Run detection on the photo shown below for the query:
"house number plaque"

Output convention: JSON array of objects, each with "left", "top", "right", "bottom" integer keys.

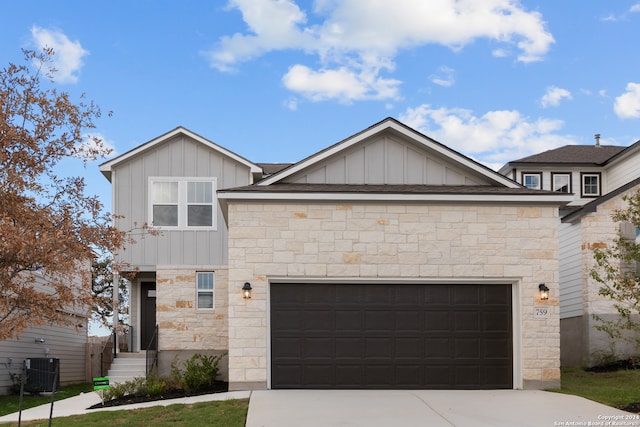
[{"left": 534, "top": 306, "right": 550, "bottom": 318}]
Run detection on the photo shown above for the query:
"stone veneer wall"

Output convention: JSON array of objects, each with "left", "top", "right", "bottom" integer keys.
[
  {"left": 155, "top": 266, "right": 229, "bottom": 379},
  {"left": 579, "top": 186, "right": 640, "bottom": 365},
  {"left": 226, "top": 202, "right": 561, "bottom": 390}
]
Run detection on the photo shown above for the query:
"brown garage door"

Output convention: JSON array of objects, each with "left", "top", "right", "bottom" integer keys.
[{"left": 270, "top": 283, "right": 512, "bottom": 389}]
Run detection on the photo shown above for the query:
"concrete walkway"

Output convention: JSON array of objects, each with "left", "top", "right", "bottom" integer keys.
[
  {"left": 245, "top": 389, "right": 638, "bottom": 427},
  {"left": 1, "top": 389, "right": 636, "bottom": 426},
  {"left": 0, "top": 390, "right": 251, "bottom": 424}
]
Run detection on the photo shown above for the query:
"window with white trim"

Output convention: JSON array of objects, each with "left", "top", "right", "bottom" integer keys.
[
  {"left": 551, "top": 173, "right": 571, "bottom": 193},
  {"left": 581, "top": 173, "right": 601, "bottom": 197},
  {"left": 149, "top": 178, "right": 216, "bottom": 229},
  {"left": 522, "top": 172, "right": 542, "bottom": 190},
  {"left": 196, "top": 272, "right": 214, "bottom": 309}
]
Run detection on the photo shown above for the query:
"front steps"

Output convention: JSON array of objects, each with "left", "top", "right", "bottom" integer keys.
[{"left": 107, "top": 351, "right": 147, "bottom": 385}]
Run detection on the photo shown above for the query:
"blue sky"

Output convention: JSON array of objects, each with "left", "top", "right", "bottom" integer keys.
[{"left": 3, "top": 1, "right": 640, "bottom": 214}]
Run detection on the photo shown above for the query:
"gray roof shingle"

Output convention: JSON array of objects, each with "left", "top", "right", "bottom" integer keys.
[{"left": 509, "top": 145, "right": 626, "bottom": 165}]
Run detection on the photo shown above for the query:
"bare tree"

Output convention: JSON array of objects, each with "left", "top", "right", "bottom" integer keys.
[{"left": 0, "top": 48, "right": 127, "bottom": 340}]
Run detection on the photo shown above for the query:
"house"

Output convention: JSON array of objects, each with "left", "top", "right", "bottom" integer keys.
[
  {"left": 499, "top": 137, "right": 640, "bottom": 366},
  {"left": 0, "top": 270, "right": 90, "bottom": 394},
  {"left": 100, "top": 117, "right": 572, "bottom": 390}
]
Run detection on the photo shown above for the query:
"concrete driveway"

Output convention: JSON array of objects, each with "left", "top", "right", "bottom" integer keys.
[{"left": 245, "top": 389, "right": 637, "bottom": 427}]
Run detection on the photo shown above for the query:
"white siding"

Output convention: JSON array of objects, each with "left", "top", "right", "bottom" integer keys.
[
  {"left": 559, "top": 222, "right": 583, "bottom": 318},
  {"left": 606, "top": 151, "right": 640, "bottom": 192}
]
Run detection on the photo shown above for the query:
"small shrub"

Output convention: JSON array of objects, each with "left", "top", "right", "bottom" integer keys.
[
  {"left": 8, "top": 372, "right": 41, "bottom": 396},
  {"left": 103, "top": 382, "right": 128, "bottom": 401},
  {"left": 103, "top": 377, "right": 145, "bottom": 401},
  {"left": 145, "top": 372, "right": 168, "bottom": 397},
  {"left": 182, "top": 353, "right": 225, "bottom": 393},
  {"left": 168, "top": 356, "right": 184, "bottom": 390}
]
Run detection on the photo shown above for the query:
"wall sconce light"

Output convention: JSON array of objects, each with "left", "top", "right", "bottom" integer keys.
[
  {"left": 242, "top": 282, "right": 252, "bottom": 299},
  {"left": 35, "top": 338, "right": 45, "bottom": 344},
  {"left": 538, "top": 283, "right": 549, "bottom": 301}
]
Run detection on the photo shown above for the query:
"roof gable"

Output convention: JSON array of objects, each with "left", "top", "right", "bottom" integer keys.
[
  {"left": 99, "top": 126, "right": 261, "bottom": 181},
  {"left": 258, "top": 118, "right": 519, "bottom": 188}
]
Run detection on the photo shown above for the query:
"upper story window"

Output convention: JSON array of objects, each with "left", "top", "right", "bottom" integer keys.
[
  {"left": 551, "top": 173, "right": 571, "bottom": 193},
  {"left": 581, "top": 173, "right": 601, "bottom": 197},
  {"left": 196, "top": 272, "right": 214, "bottom": 309},
  {"left": 149, "top": 177, "right": 216, "bottom": 229},
  {"left": 522, "top": 172, "right": 542, "bottom": 190}
]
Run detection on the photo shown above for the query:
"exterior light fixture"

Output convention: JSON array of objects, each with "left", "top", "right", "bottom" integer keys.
[
  {"left": 35, "top": 338, "right": 45, "bottom": 344},
  {"left": 538, "top": 283, "right": 549, "bottom": 301},
  {"left": 242, "top": 282, "right": 252, "bottom": 299}
]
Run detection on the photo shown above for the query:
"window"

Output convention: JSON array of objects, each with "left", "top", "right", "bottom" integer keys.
[
  {"left": 551, "top": 173, "right": 571, "bottom": 193},
  {"left": 187, "top": 182, "right": 213, "bottom": 226},
  {"left": 196, "top": 272, "right": 214, "bottom": 309},
  {"left": 151, "top": 181, "right": 178, "bottom": 226},
  {"left": 581, "top": 173, "right": 601, "bottom": 197},
  {"left": 522, "top": 172, "right": 542, "bottom": 190},
  {"left": 149, "top": 178, "right": 216, "bottom": 229}
]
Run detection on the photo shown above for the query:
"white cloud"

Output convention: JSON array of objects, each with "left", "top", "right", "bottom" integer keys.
[
  {"left": 30, "top": 26, "right": 89, "bottom": 84},
  {"left": 614, "top": 82, "right": 640, "bottom": 119},
  {"left": 399, "top": 104, "right": 576, "bottom": 169},
  {"left": 492, "top": 48, "right": 509, "bottom": 58},
  {"left": 283, "top": 97, "right": 299, "bottom": 111},
  {"left": 282, "top": 63, "right": 401, "bottom": 103},
  {"left": 540, "top": 86, "right": 572, "bottom": 108},
  {"left": 631, "top": 3, "right": 640, "bottom": 13},
  {"left": 75, "top": 133, "right": 117, "bottom": 161},
  {"left": 430, "top": 66, "right": 455, "bottom": 87},
  {"left": 205, "top": 0, "right": 554, "bottom": 102}
]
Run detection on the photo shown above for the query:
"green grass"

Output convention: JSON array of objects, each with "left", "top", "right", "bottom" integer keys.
[
  {"left": 0, "top": 398, "right": 249, "bottom": 427},
  {"left": 2, "top": 368, "right": 638, "bottom": 426},
  {"left": 0, "top": 383, "right": 93, "bottom": 417},
  {"left": 549, "top": 367, "right": 640, "bottom": 408}
]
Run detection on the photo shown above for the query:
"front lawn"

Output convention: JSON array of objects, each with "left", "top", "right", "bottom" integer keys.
[
  {"left": 0, "top": 398, "right": 249, "bottom": 427},
  {"left": 550, "top": 367, "right": 640, "bottom": 411}
]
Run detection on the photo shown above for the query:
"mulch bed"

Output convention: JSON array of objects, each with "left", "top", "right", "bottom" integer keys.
[{"left": 87, "top": 381, "right": 229, "bottom": 409}]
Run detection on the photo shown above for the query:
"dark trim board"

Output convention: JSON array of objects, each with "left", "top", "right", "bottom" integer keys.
[{"left": 270, "top": 282, "right": 513, "bottom": 389}]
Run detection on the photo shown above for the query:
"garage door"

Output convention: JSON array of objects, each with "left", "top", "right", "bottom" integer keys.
[{"left": 270, "top": 283, "right": 512, "bottom": 389}]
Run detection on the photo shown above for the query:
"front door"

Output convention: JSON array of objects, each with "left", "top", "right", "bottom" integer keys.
[{"left": 140, "top": 281, "right": 157, "bottom": 350}]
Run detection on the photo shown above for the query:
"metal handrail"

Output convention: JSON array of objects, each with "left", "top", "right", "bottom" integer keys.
[
  {"left": 99, "top": 331, "right": 115, "bottom": 377},
  {"left": 145, "top": 324, "right": 158, "bottom": 375}
]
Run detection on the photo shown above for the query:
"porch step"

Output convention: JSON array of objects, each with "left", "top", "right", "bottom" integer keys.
[{"left": 107, "top": 351, "right": 148, "bottom": 385}]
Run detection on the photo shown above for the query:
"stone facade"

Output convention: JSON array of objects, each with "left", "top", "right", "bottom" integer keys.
[
  {"left": 576, "top": 186, "right": 640, "bottom": 365},
  {"left": 227, "top": 201, "right": 561, "bottom": 390},
  {"left": 155, "top": 266, "right": 229, "bottom": 379}
]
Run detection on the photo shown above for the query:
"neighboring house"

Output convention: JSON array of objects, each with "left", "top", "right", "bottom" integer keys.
[
  {"left": 100, "top": 118, "right": 572, "bottom": 390},
  {"left": 499, "top": 138, "right": 640, "bottom": 366},
  {"left": 0, "top": 271, "right": 90, "bottom": 395}
]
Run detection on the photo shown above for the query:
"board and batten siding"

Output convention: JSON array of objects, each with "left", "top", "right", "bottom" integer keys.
[
  {"left": 112, "top": 134, "right": 252, "bottom": 268},
  {"left": 559, "top": 221, "right": 584, "bottom": 318},
  {"left": 285, "top": 133, "right": 487, "bottom": 185}
]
